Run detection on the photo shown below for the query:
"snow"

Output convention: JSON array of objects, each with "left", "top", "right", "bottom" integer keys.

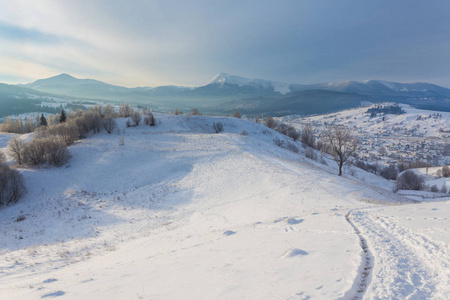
[{"left": 0, "top": 114, "right": 449, "bottom": 299}]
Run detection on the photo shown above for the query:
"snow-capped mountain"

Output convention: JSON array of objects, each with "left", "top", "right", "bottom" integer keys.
[{"left": 204, "top": 73, "right": 291, "bottom": 94}]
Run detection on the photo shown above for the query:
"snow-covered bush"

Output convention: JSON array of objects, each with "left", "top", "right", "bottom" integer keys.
[{"left": 395, "top": 170, "right": 425, "bottom": 192}]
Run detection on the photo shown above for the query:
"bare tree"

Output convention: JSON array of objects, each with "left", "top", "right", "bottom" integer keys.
[
  {"left": 324, "top": 125, "right": 358, "bottom": 176},
  {"left": 8, "top": 137, "right": 25, "bottom": 165}
]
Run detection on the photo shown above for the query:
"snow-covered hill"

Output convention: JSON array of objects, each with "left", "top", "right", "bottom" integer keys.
[{"left": 0, "top": 115, "right": 449, "bottom": 299}]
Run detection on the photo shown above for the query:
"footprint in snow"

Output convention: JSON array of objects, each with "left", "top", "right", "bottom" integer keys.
[
  {"left": 223, "top": 230, "right": 236, "bottom": 236},
  {"left": 283, "top": 248, "right": 308, "bottom": 258},
  {"left": 42, "top": 278, "right": 58, "bottom": 284},
  {"left": 286, "top": 218, "right": 303, "bottom": 225},
  {"left": 41, "top": 291, "right": 65, "bottom": 298}
]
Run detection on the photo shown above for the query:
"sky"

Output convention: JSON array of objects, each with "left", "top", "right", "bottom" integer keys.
[{"left": 0, "top": 0, "right": 449, "bottom": 88}]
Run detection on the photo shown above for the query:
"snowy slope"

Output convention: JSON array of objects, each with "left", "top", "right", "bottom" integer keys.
[{"left": 0, "top": 115, "right": 449, "bottom": 299}]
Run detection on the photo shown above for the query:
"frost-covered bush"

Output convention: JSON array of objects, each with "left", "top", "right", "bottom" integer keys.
[
  {"left": 231, "top": 109, "right": 241, "bottom": 118},
  {"left": 190, "top": 108, "right": 201, "bottom": 115},
  {"left": 395, "top": 170, "right": 425, "bottom": 191},
  {"left": 103, "top": 117, "right": 117, "bottom": 134},
  {"left": 131, "top": 112, "right": 142, "bottom": 126},
  {"left": 213, "top": 122, "right": 224, "bottom": 133},
  {"left": 430, "top": 185, "right": 439, "bottom": 193},
  {"left": 442, "top": 166, "right": 450, "bottom": 178},
  {"left": 0, "top": 164, "right": 26, "bottom": 206},
  {"left": 301, "top": 123, "right": 316, "bottom": 148},
  {"left": 305, "top": 146, "right": 318, "bottom": 161},
  {"left": 239, "top": 129, "right": 248, "bottom": 136},
  {"left": 380, "top": 165, "right": 398, "bottom": 180},
  {"left": 22, "top": 138, "right": 70, "bottom": 167},
  {"left": 144, "top": 113, "right": 155, "bottom": 126},
  {"left": 44, "top": 138, "right": 71, "bottom": 166}
]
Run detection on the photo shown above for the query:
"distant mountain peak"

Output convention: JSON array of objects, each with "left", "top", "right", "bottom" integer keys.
[{"left": 204, "top": 73, "right": 291, "bottom": 94}]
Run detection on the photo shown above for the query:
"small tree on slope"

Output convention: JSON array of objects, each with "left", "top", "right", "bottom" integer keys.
[{"left": 324, "top": 125, "right": 357, "bottom": 176}]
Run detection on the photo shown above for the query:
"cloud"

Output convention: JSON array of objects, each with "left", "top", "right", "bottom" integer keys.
[{"left": 0, "top": 0, "right": 449, "bottom": 87}]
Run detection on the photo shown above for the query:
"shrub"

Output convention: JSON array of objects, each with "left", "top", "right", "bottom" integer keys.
[
  {"left": 131, "top": 112, "right": 142, "bottom": 126},
  {"left": 440, "top": 185, "right": 447, "bottom": 193},
  {"left": 305, "top": 146, "right": 318, "bottom": 161},
  {"left": 8, "top": 137, "right": 25, "bottom": 165},
  {"left": 231, "top": 109, "right": 241, "bottom": 118},
  {"left": 0, "top": 151, "right": 5, "bottom": 164},
  {"left": 190, "top": 108, "right": 201, "bottom": 115},
  {"left": 442, "top": 166, "right": 450, "bottom": 178},
  {"left": 44, "top": 139, "right": 71, "bottom": 166},
  {"left": 264, "top": 115, "right": 276, "bottom": 129},
  {"left": 46, "top": 123, "right": 78, "bottom": 146},
  {"left": 380, "top": 165, "right": 398, "bottom": 180},
  {"left": 144, "top": 113, "right": 156, "bottom": 126},
  {"left": 430, "top": 185, "right": 439, "bottom": 193},
  {"left": 22, "top": 138, "right": 70, "bottom": 167},
  {"left": 284, "top": 142, "right": 299, "bottom": 153},
  {"left": 0, "top": 164, "right": 26, "bottom": 206},
  {"left": 301, "top": 123, "right": 316, "bottom": 148},
  {"left": 213, "top": 122, "right": 224, "bottom": 133},
  {"left": 103, "top": 117, "right": 117, "bottom": 134},
  {"left": 395, "top": 170, "right": 425, "bottom": 191},
  {"left": 239, "top": 130, "right": 248, "bottom": 136},
  {"left": 22, "top": 139, "right": 47, "bottom": 166},
  {"left": 119, "top": 104, "right": 133, "bottom": 117}
]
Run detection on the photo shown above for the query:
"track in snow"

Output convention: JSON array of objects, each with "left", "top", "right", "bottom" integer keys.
[{"left": 344, "top": 211, "right": 374, "bottom": 300}]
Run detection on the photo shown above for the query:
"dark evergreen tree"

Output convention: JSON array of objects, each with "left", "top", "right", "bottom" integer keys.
[
  {"left": 59, "top": 109, "right": 66, "bottom": 123},
  {"left": 40, "top": 114, "right": 48, "bottom": 127}
]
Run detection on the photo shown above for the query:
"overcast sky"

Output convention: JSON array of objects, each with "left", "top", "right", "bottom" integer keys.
[{"left": 0, "top": 0, "right": 449, "bottom": 87}]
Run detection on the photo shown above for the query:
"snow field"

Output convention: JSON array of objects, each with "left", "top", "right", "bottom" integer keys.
[{"left": 0, "top": 114, "right": 449, "bottom": 299}]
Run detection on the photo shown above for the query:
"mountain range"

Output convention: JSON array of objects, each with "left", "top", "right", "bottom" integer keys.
[{"left": 3, "top": 73, "right": 450, "bottom": 116}]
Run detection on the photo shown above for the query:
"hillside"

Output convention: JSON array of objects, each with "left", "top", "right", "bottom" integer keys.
[{"left": 0, "top": 115, "right": 449, "bottom": 299}]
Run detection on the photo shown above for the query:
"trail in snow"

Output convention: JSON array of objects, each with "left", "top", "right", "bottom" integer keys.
[
  {"left": 343, "top": 211, "right": 374, "bottom": 300},
  {"left": 351, "top": 207, "right": 450, "bottom": 299}
]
